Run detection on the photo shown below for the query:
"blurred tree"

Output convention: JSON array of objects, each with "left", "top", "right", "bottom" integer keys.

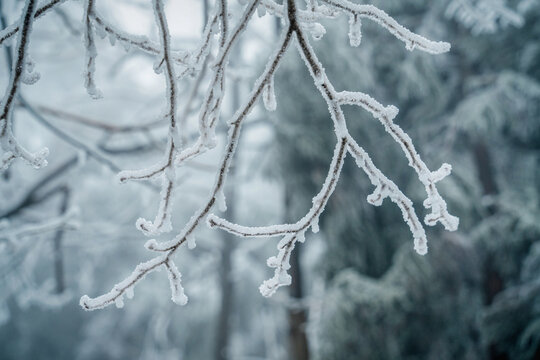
[{"left": 273, "top": 0, "right": 540, "bottom": 359}]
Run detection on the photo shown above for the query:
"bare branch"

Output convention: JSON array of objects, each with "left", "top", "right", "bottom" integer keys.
[
  {"left": 0, "top": 0, "right": 48, "bottom": 170},
  {"left": 0, "top": 0, "right": 68, "bottom": 47}
]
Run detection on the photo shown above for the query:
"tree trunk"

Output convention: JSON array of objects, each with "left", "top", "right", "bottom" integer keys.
[
  {"left": 285, "top": 187, "right": 310, "bottom": 360},
  {"left": 214, "top": 31, "right": 240, "bottom": 360},
  {"left": 52, "top": 186, "right": 70, "bottom": 294}
]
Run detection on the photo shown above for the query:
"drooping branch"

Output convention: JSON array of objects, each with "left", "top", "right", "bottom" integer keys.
[
  {"left": 80, "top": 19, "right": 294, "bottom": 310},
  {"left": 208, "top": 0, "right": 457, "bottom": 297},
  {"left": 115, "top": 0, "right": 189, "bottom": 237},
  {"left": 1, "top": 0, "right": 458, "bottom": 308},
  {"left": 320, "top": 0, "right": 451, "bottom": 53}
]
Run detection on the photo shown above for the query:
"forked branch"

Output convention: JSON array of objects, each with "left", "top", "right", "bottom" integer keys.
[{"left": 0, "top": 0, "right": 458, "bottom": 309}]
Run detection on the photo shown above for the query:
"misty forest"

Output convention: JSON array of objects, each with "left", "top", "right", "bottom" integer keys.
[{"left": 0, "top": 0, "right": 539, "bottom": 359}]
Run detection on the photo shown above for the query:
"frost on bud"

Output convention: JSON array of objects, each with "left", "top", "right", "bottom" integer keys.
[
  {"left": 311, "top": 215, "right": 320, "bottom": 233},
  {"left": 21, "top": 71, "right": 40, "bottom": 85},
  {"left": 305, "top": 23, "right": 326, "bottom": 41},
  {"left": 153, "top": 57, "right": 164, "bottom": 74},
  {"left": 431, "top": 163, "right": 452, "bottom": 183},
  {"left": 166, "top": 261, "right": 188, "bottom": 305},
  {"left": 85, "top": 85, "right": 103, "bottom": 100},
  {"left": 348, "top": 14, "right": 362, "bottom": 47},
  {"left": 266, "top": 256, "right": 279, "bottom": 268},
  {"left": 186, "top": 234, "right": 196, "bottom": 249},
  {"left": 29, "top": 148, "right": 49, "bottom": 169},
  {"left": 367, "top": 184, "right": 388, "bottom": 206},
  {"left": 259, "top": 270, "right": 292, "bottom": 297},
  {"left": 125, "top": 287, "right": 134, "bottom": 299},
  {"left": 262, "top": 76, "right": 276, "bottom": 111},
  {"left": 144, "top": 239, "right": 158, "bottom": 250},
  {"left": 216, "top": 189, "right": 227, "bottom": 212},
  {"left": 21, "top": 57, "right": 40, "bottom": 84},
  {"left": 297, "top": 230, "right": 306, "bottom": 243},
  {"left": 383, "top": 105, "right": 399, "bottom": 120},
  {"left": 114, "top": 296, "right": 124, "bottom": 309},
  {"left": 136, "top": 217, "right": 158, "bottom": 236},
  {"left": 414, "top": 235, "right": 428, "bottom": 255}
]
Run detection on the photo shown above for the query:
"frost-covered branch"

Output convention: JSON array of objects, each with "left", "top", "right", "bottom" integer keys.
[
  {"left": 0, "top": 0, "right": 48, "bottom": 171},
  {"left": 2, "top": 0, "right": 458, "bottom": 308},
  {"left": 82, "top": 0, "right": 101, "bottom": 99},
  {"left": 80, "top": 4, "right": 294, "bottom": 310},
  {"left": 0, "top": 0, "right": 68, "bottom": 47},
  {"left": 115, "top": 0, "right": 187, "bottom": 237},
  {"left": 320, "top": 0, "right": 451, "bottom": 53},
  {"left": 209, "top": 0, "right": 457, "bottom": 297}
]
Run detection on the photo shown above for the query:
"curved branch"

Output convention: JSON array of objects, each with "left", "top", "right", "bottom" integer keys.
[{"left": 80, "top": 25, "right": 294, "bottom": 311}]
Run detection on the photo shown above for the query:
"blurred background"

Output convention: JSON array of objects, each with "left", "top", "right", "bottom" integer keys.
[{"left": 0, "top": 0, "right": 539, "bottom": 359}]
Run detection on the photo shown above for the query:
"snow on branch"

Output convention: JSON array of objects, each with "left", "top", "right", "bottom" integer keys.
[
  {"left": 336, "top": 91, "right": 459, "bottom": 231},
  {"left": 0, "top": 0, "right": 48, "bottom": 171},
  {"left": 80, "top": 4, "right": 294, "bottom": 310},
  {"left": 0, "top": 0, "right": 67, "bottom": 48},
  {"left": 82, "top": 0, "right": 102, "bottom": 99},
  {"left": 321, "top": 0, "right": 451, "bottom": 53},
  {"left": 3, "top": 0, "right": 457, "bottom": 307},
  {"left": 209, "top": 0, "right": 456, "bottom": 296}
]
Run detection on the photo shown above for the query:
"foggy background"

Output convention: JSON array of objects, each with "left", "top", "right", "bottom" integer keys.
[{"left": 1, "top": 0, "right": 539, "bottom": 359}]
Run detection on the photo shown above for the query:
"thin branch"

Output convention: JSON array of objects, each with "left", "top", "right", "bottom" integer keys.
[
  {"left": 0, "top": 0, "right": 48, "bottom": 170},
  {"left": 82, "top": 0, "right": 102, "bottom": 98},
  {"left": 80, "top": 26, "right": 294, "bottom": 310},
  {"left": 0, "top": 0, "right": 68, "bottom": 47},
  {"left": 209, "top": 0, "right": 456, "bottom": 298}
]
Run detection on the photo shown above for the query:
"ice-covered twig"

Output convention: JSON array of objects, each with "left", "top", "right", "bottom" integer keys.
[
  {"left": 0, "top": 0, "right": 68, "bottom": 47},
  {"left": 185, "top": 0, "right": 261, "bottom": 153},
  {"left": 291, "top": 4, "right": 456, "bottom": 249},
  {"left": 91, "top": 13, "right": 191, "bottom": 66},
  {"left": 0, "top": 208, "right": 79, "bottom": 244},
  {"left": 336, "top": 91, "right": 459, "bottom": 231},
  {"left": 80, "top": 0, "right": 456, "bottom": 307},
  {"left": 116, "top": 0, "right": 182, "bottom": 237},
  {"left": 80, "top": 26, "right": 294, "bottom": 310},
  {"left": 260, "top": 0, "right": 338, "bottom": 23},
  {"left": 82, "top": 0, "right": 102, "bottom": 99},
  {"left": 321, "top": 0, "right": 451, "bottom": 54},
  {"left": 208, "top": 138, "right": 348, "bottom": 239},
  {"left": 209, "top": 138, "right": 348, "bottom": 296},
  {"left": 0, "top": 0, "right": 48, "bottom": 171},
  {"left": 346, "top": 137, "right": 428, "bottom": 254},
  {"left": 209, "top": 0, "right": 455, "bottom": 299},
  {"left": 80, "top": 255, "right": 166, "bottom": 310}
]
